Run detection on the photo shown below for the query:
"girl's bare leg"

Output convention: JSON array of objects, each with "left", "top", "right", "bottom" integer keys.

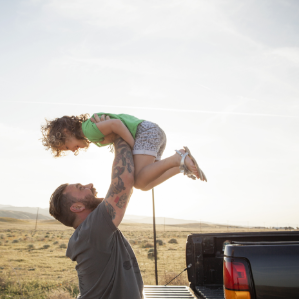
[
  {"left": 140, "top": 166, "right": 180, "bottom": 191},
  {"left": 133, "top": 150, "right": 198, "bottom": 191}
]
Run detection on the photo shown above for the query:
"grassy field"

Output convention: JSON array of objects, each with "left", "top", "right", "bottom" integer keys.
[{"left": 0, "top": 218, "right": 296, "bottom": 298}]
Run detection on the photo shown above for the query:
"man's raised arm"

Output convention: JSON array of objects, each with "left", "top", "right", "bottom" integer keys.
[{"left": 103, "top": 137, "right": 135, "bottom": 227}]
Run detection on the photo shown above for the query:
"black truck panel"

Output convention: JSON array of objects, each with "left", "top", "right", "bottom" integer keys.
[
  {"left": 225, "top": 243, "right": 299, "bottom": 299},
  {"left": 186, "top": 231, "right": 299, "bottom": 299}
]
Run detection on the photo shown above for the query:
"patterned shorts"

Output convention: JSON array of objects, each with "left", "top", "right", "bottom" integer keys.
[{"left": 132, "top": 121, "right": 167, "bottom": 161}]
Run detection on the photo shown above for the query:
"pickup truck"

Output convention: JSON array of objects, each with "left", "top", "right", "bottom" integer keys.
[{"left": 143, "top": 231, "right": 299, "bottom": 299}]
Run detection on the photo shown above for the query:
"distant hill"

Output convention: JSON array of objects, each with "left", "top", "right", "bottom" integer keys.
[
  {"left": 122, "top": 216, "right": 200, "bottom": 225},
  {"left": 0, "top": 217, "right": 30, "bottom": 223},
  {"left": 0, "top": 204, "right": 202, "bottom": 225},
  {"left": 0, "top": 210, "right": 51, "bottom": 220},
  {"left": 0, "top": 204, "right": 50, "bottom": 217}
]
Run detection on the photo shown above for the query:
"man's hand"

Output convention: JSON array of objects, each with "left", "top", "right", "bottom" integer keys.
[
  {"left": 90, "top": 114, "right": 117, "bottom": 144},
  {"left": 103, "top": 137, "right": 134, "bottom": 227},
  {"left": 90, "top": 114, "right": 110, "bottom": 123},
  {"left": 90, "top": 113, "right": 135, "bottom": 149}
]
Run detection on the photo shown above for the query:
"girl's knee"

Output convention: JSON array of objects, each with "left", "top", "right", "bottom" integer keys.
[{"left": 134, "top": 181, "right": 148, "bottom": 191}]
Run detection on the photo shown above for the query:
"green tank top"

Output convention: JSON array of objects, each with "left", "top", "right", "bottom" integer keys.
[{"left": 81, "top": 113, "right": 144, "bottom": 147}]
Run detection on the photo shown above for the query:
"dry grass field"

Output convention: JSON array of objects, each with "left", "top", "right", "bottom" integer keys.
[{"left": 0, "top": 218, "right": 296, "bottom": 298}]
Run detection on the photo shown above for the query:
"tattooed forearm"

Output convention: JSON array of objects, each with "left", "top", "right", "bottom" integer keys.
[
  {"left": 105, "top": 201, "right": 116, "bottom": 220},
  {"left": 106, "top": 138, "right": 134, "bottom": 198},
  {"left": 106, "top": 177, "right": 126, "bottom": 198},
  {"left": 112, "top": 166, "right": 125, "bottom": 179},
  {"left": 116, "top": 193, "right": 128, "bottom": 209},
  {"left": 104, "top": 138, "right": 134, "bottom": 223},
  {"left": 126, "top": 151, "right": 134, "bottom": 173},
  {"left": 113, "top": 138, "right": 135, "bottom": 174}
]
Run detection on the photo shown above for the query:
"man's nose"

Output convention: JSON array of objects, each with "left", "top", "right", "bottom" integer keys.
[{"left": 85, "top": 183, "right": 93, "bottom": 189}]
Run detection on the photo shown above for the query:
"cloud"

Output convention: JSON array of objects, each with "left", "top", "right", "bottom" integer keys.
[
  {"left": 271, "top": 47, "right": 299, "bottom": 65},
  {"left": 1, "top": 101, "right": 297, "bottom": 118},
  {"left": 43, "top": 0, "right": 236, "bottom": 39},
  {"left": 0, "top": 123, "right": 41, "bottom": 152}
]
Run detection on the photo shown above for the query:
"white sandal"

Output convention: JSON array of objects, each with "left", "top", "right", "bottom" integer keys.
[
  {"left": 175, "top": 147, "right": 207, "bottom": 182},
  {"left": 175, "top": 150, "right": 197, "bottom": 180}
]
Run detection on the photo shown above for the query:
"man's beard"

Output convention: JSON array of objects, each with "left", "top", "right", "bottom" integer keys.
[
  {"left": 78, "top": 187, "right": 102, "bottom": 211},
  {"left": 80, "top": 194, "right": 103, "bottom": 211}
]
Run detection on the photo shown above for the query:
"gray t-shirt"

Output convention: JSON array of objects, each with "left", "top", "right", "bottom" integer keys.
[{"left": 66, "top": 202, "right": 144, "bottom": 299}]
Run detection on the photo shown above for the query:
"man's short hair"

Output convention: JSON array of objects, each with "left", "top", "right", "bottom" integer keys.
[{"left": 49, "top": 183, "right": 77, "bottom": 227}]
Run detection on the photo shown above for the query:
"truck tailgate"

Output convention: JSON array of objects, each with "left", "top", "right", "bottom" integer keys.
[
  {"left": 143, "top": 285, "right": 198, "bottom": 298},
  {"left": 195, "top": 286, "right": 224, "bottom": 299}
]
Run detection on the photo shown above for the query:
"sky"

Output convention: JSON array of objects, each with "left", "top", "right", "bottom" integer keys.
[{"left": 0, "top": 0, "right": 298, "bottom": 227}]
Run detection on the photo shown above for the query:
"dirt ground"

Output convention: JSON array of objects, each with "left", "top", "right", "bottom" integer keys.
[{"left": 0, "top": 218, "right": 296, "bottom": 298}]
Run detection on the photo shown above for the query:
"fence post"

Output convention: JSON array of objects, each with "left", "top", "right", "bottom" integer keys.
[{"left": 152, "top": 188, "right": 158, "bottom": 285}]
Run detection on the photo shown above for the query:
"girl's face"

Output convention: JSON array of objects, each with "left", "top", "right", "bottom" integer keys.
[{"left": 60, "top": 136, "right": 88, "bottom": 152}]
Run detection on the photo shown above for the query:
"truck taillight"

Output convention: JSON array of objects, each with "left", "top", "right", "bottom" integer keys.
[{"left": 223, "top": 258, "right": 252, "bottom": 299}]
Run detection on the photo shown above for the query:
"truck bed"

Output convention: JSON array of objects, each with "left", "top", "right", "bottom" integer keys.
[
  {"left": 186, "top": 231, "right": 299, "bottom": 299},
  {"left": 195, "top": 286, "right": 224, "bottom": 299},
  {"left": 143, "top": 285, "right": 224, "bottom": 299},
  {"left": 143, "top": 285, "right": 198, "bottom": 298}
]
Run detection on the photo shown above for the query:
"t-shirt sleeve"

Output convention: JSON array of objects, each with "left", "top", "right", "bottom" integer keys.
[
  {"left": 81, "top": 119, "right": 105, "bottom": 143},
  {"left": 86, "top": 201, "right": 118, "bottom": 252}
]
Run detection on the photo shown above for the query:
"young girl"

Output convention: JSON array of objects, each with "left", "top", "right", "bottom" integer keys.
[{"left": 41, "top": 112, "right": 207, "bottom": 191}]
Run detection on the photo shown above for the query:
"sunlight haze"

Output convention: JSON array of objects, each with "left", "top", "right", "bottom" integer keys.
[{"left": 0, "top": 0, "right": 298, "bottom": 227}]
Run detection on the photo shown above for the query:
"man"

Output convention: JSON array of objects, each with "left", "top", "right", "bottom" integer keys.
[{"left": 49, "top": 137, "right": 143, "bottom": 299}]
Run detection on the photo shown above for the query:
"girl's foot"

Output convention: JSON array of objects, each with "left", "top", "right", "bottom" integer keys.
[
  {"left": 183, "top": 146, "right": 207, "bottom": 182},
  {"left": 175, "top": 149, "right": 200, "bottom": 179}
]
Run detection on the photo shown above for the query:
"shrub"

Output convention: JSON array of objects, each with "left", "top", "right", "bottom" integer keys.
[
  {"left": 28, "top": 244, "right": 35, "bottom": 250},
  {"left": 12, "top": 239, "right": 19, "bottom": 243},
  {"left": 168, "top": 238, "right": 178, "bottom": 244},
  {"left": 47, "top": 290, "right": 75, "bottom": 299},
  {"left": 147, "top": 248, "right": 158, "bottom": 259},
  {"left": 53, "top": 241, "right": 59, "bottom": 245},
  {"left": 43, "top": 244, "right": 50, "bottom": 249},
  {"left": 156, "top": 239, "right": 164, "bottom": 245},
  {"left": 129, "top": 239, "right": 137, "bottom": 245},
  {"left": 59, "top": 243, "right": 67, "bottom": 249},
  {"left": 0, "top": 234, "right": 4, "bottom": 239},
  {"left": 141, "top": 242, "right": 154, "bottom": 248}
]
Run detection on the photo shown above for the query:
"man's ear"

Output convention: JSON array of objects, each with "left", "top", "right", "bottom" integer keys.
[{"left": 70, "top": 202, "right": 86, "bottom": 213}]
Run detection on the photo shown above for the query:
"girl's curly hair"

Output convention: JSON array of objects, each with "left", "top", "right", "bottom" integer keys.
[{"left": 41, "top": 114, "right": 91, "bottom": 158}]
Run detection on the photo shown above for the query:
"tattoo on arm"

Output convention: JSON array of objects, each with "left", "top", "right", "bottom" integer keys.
[
  {"left": 112, "top": 166, "right": 125, "bottom": 179},
  {"left": 126, "top": 151, "right": 134, "bottom": 173},
  {"left": 104, "top": 138, "right": 134, "bottom": 220},
  {"left": 105, "top": 201, "right": 116, "bottom": 220},
  {"left": 106, "top": 177, "right": 126, "bottom": 198},
  {"left": 116, "top": 194, "right": 128, "bottom": 209}
]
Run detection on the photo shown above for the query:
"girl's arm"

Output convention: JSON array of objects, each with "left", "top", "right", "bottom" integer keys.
[{"left": 91, "top": 114, "right": 135, "bottom": 148}]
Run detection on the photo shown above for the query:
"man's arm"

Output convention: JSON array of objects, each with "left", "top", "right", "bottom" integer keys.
[{"left": 103, "top": 137, "right": 135, "bottom": 227}]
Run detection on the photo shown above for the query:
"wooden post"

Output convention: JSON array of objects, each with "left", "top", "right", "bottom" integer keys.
[
  {"left": 34, "top": 207, "right": 39, "bottom": 231},
  {"left": 152, "top": 188, "right": 158, "bottom": 285}
]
